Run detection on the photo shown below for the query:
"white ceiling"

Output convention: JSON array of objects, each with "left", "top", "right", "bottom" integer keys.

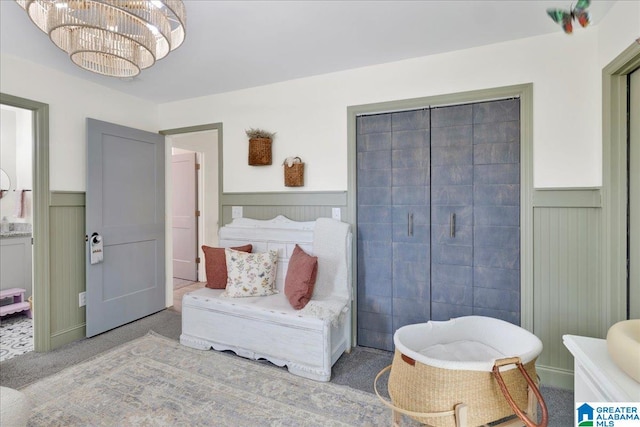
[{"left": 0, "top": 1, "right": 616, "bottom": 104}]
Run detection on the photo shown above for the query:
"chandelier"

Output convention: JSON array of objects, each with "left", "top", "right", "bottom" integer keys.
[{"left": 16, "top": 0, "right": 186, "bottom": 78}]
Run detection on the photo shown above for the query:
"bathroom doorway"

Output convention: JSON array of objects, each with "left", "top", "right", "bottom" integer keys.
[{"left": 0, "top": 104, "right": 34, "bottom": 360}]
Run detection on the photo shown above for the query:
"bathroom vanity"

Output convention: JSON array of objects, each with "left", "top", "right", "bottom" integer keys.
[{"left": 0, "top": 223, "right": 32, "bottom": 299}]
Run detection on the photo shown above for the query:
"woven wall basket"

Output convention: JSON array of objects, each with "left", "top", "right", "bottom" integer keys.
[
  {"left": 248, "top": 138, "right": 272, "bottom": 166},
  {"left": 284, "top": 160, "right": 304, "bottom": 187}
]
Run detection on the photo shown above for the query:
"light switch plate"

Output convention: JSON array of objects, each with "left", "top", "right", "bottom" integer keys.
[
  {"left": 232, "top": 206, "right": 243, "bottom": 219},
  {"left": 332, "top": 208, "right": 341, "bottom": 221},
  {"left": 79, "top": 292, "right": 86, "bottom": 307}
]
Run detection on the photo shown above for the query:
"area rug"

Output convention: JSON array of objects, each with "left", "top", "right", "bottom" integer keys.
[{"left": 21, "top": 332, "right": 392, "bottom": 426}]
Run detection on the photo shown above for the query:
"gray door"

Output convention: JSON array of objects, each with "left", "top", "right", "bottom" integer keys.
[
  {"left": 172, "top": 152, "right": 198, "bottom": 281},
  {"left": 86, "top": 118, "right": 165, "bottom": 337}
]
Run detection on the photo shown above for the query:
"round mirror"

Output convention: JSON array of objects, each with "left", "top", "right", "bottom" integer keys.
[{"left": 0, "top": 168, "right": 10, "bottom": 192}]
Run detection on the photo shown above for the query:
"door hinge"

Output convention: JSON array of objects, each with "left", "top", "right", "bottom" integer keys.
[
  {"left": 196, "top": 257, "right": 201, "bottom": 264},
  {"left": 196, "top": 210, "right": 200, "bottom": 217},
  {"left": 196, "top": 163, "right": 200, "bottom": 170}
]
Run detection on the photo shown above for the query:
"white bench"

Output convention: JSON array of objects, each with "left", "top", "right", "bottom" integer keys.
[{"left": 180, "top": 216, "right": 353, "bottom": 381}]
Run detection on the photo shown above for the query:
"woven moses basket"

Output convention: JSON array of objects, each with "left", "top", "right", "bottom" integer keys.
[{"left": 375, "top": 316, "right": 548, "bottom": 427}]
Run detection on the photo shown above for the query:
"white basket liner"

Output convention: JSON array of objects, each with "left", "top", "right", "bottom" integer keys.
[{"left": 393, "top": 316, "right": 543, "bottom": 372}]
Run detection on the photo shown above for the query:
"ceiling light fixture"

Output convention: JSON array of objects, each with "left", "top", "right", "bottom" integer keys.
[{"left": 16, "top": 0, "right": 186, "bottom": 78}]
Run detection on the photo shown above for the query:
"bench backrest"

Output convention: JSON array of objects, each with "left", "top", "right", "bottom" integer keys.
[{"left": 218, "top": 215, "right": 351, "bottom": 299}]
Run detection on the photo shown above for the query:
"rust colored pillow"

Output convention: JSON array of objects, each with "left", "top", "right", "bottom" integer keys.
[
  {"left": 285, "top": 244, "right": 318, "bottom": 310},
  {"left": 202, "top": 244, "right": 252, "bottom": 289}
]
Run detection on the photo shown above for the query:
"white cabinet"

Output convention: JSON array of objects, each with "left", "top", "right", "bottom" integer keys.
[
  {"left": 0, "top": 236, "right": 32, "bottom": 299},
  {"left": 564, "top": 335, "right": 640, "bottom": 402}
]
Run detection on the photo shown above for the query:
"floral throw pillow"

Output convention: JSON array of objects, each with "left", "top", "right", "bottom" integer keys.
[{"left": 222, "top": 248, "right": 278, "bottom": 297}]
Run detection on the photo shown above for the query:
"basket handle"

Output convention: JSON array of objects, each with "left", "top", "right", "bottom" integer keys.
[
  {"left": 374, "top": 365, "right": 457, "bottom": 421},
  {"left": 492, "top": 357, "right": 549, "bottom": 427}
]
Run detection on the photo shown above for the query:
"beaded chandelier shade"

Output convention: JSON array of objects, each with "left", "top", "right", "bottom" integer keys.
[{"left": 16, "top": 0, "right": 186, "bottom": 78}]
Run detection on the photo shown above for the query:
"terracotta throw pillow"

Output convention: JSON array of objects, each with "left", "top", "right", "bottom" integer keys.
[
  {"left": 285, "top": 244, "right": 318, "bottom": 309},
  {"left": 202, "top": 244, "right": 252, "bottom": 289}
]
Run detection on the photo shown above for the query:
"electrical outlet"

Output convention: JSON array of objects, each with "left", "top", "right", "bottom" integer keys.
[
  {"left": 79, "top": 292, "right": 86, "bottom": 307},
  {"left": 332, "top": 208, "right": 341, "bottom": 221},
  {"left": 232, "top": 206, "right": 243, "bottom": 219}
]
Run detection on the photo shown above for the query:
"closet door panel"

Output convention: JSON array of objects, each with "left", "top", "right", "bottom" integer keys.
[
  {"left": 474, "top": 143, "right": 520, "bottom": 164},
  {"left": 474, "top": 184, "right": 519, "bottom": 207},
  {"left": 473, "top": 120, "right": 520, "bottom": 145},
  {"left": 430, "top": 105, "right": 474, "bottom": 321},
  {"left": 356, "top": 114, "right": 393, "bottom": 350},
  {"left": 431, "top": 104, "right": 473, "bottom": 128},
  {"left": 474, "top": 164, "right": 520, "bottom": 184},
  {"left": 431, "top": 244, "right": 473, "bottom": 266},
  {"left": 390, "top": 110, "right": 431, "bottom": 339},
  {"left": 474, "top": 247, "right": 520, "bottom": 271},
  {"left": 473, "top": 99, "right": 520, "bottom": 123},
  {"left": 474, "top": 206, "right": 519, "bottom": 226},
  {"left": 472, "top": 99, "right": 520, "bottom": 324},
  {"left": 431, "top": 302, "right": 473, "bottom": 320},
  {"left": 391, "top": 109, "right": 430, "bottom": 131},
  {"left": 475, "top": 266, "right": 519, "bottom": 291}
]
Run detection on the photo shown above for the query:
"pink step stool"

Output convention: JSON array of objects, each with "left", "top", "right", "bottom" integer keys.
[{"left": 0, "top": 288, "right": 32, "bottom": 319}]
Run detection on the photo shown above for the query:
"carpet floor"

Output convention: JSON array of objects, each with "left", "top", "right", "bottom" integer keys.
[
  {"left": 23, "top": 332, "right": 395, "bottom": 426},
  {"left": 0, "top": 309, "right": 575, "bottom": 426}
]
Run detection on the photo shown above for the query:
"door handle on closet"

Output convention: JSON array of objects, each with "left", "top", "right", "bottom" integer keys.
[
  {"left": 408, "top": 213, "right": 414, "bottom": 237},
  {"left": 450, "top": 213, "right": 456, "bottom": 238}
]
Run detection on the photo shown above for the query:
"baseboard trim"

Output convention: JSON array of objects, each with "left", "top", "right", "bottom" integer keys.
[
  {"left": 537, "top": 364, "right": 574, "bottom": 390},
  {"left": 50, "top": 324, "right": 85, "bottom": 350}
]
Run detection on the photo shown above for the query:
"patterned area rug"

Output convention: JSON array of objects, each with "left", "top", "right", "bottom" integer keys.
[
  {"left": 0, "top": 314, "right": 33, "bottom": 362},
  {"left": 22, "top": 332, "right": 392, "bottom": 426}
]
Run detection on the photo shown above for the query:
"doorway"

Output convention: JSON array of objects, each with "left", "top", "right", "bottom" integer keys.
[
  {"left": 0, "top": 93, "right": 49, "bottom": 353},
  {"left": 602, "top": 43, "right": 640, "bottom": 325},
  {"left": 162, "top": 126, "right": 221, "bottom": 311},
  {"left": 0, "top": 104, "right": 34, "bottom": 360}
]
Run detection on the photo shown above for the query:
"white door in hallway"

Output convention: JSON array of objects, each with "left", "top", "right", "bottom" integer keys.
[
  {"left": 86, "top": 118, "right": 165, "bottom": 337},
  {"left": 172, "top": 152, "right": 198, "bottom": 282}
]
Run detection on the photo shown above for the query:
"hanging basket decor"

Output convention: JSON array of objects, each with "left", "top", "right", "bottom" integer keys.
[
  {"left": 283, "top": 157, "right": 304, "bottom": 187},
  {"left": 246, "top": 128, "right": 275, "bottom": 166}
]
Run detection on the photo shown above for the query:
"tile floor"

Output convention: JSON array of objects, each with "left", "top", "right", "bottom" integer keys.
[{"left": 0, "top": 313, "right": 33, "bottom": 362}]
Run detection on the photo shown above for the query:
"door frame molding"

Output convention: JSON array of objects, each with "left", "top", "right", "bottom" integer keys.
[
  {"left": 0, "top": 92, "right": 51, "bottom": 352},
  {"left": 346, "top": 83, "right": 534, "bottom": 336},
  {"left": 602, "top": 42, "right": 640, "bottom": 324}
]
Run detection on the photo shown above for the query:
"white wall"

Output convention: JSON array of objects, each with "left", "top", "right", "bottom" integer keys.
[
  {"left": 158, "top": 31, "right": 595, "bottom": 190},
  {"left": 598, "top": 0, "right": 640, "bottom": 68},
  {"left": 158, "top": 4, "right": 640, "bottom": 191},
  {"left": 0, "top": 54, "right": 159, "bottom": 191}
]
